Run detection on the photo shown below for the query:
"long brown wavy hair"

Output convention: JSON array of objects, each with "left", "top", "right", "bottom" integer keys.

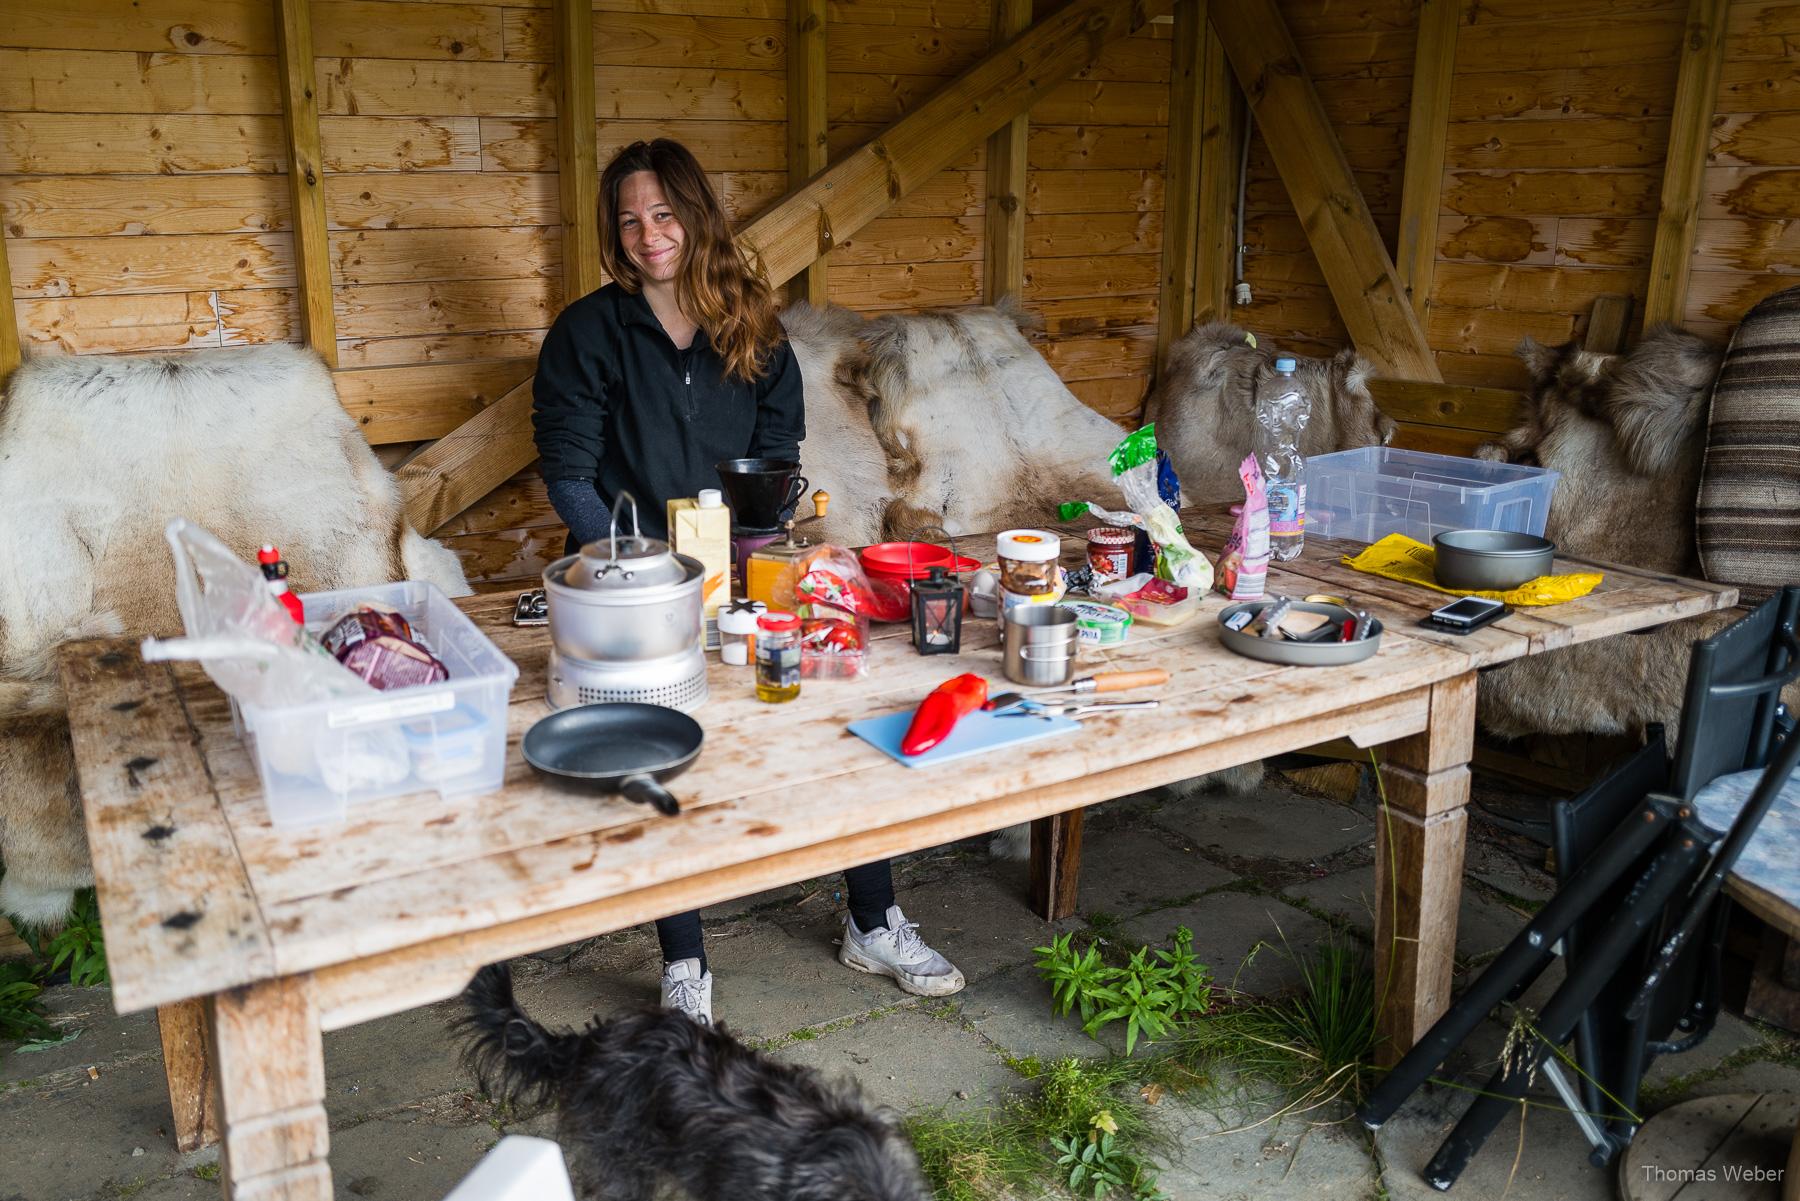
[{"left": 598, "top": 139, "right": 784, "bottom": 384}]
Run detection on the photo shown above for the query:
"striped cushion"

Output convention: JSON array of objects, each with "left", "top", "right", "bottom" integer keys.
[{"left": 1697, "top": 283, "right": 1800, "bottom": 605}]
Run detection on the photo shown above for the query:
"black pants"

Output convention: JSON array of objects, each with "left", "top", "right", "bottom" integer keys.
[{"left": 656, "top": 858, "right": 897, "bottom": 970}]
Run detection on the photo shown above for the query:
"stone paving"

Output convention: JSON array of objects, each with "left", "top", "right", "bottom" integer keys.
[{"left": 3, "top": 767, "right": 1797, "bottom": 1201}]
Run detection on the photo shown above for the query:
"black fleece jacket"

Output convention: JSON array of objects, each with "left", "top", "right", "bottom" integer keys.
[{"left": 532, "top": 283, "right": 805, "bottom": 540}]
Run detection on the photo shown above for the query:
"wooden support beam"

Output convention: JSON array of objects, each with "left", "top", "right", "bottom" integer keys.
[
  {"left": 1585, "top": 293, "right": 1634, "bottom": 354},
  {"left": 1156, "top": 0, "right": 1206, "bottom": 372},
  {"left": 400, "top": 0, "right": 1174, "bottom": 534},
  {"left": 1642, "top": 0, "right": 1729, "bottom": 333},
  {"left": 1209, "top": 0, "right": 1440, "bottom": 381},
  {"left": 788, "top": 0, "right": 829, "bottom": 308},
  {"left": 0, "top": 228, "right": 19, "bottom": 380},
  {"left": 1191, "top": 16, "right": 1238, "bottom": 329},
  {"left": 274, "top": 0, "right": 336, "bottom": 368},
  {"left": 554, "top": 0, "right": 602, "bottom": 303},
  {"left": 1395, "top": 0, "right": 1459, "bottom": 323},
  {"left": 983, "top": 0, "right": 1031, "bottom": 305},
  {"left": 1367, "top": 378, "right": 1525, "bottom": 435}
]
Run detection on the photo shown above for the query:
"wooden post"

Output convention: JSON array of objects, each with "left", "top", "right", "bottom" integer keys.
[
  {"left": 0, "top": 227, "right": 19, "bottom": 378},
  {"left": 787, "top": 0, "right": 830, "bottom": 308},
  {"left": 1192, "top": 19, "right": 1238, "bottom": 328},
  {"left": 157, "top": 999, "right": 219, "bottom": 1153},
  {"left": 1156, "top": 0, "right": 1206, "bottom": 373},
  {"left": 1209, "top": 0, "right": 1440, "bottom": 381},
  {"left": 1373, "top": 672, "right": 1475, "bottom": 1064},
  {"left": 1395, "top": 0, "right": 1459, "bottom": 323},
  {"left": 399, "top": 0, "right": 1175, "bottom": 535},
  {"left": 212, "top": 977, "right": 331, "bottom": 1200},
  {"left": 1030, "top": 809, "right": 1085, "bottom": 921},
  {"left": 273, "top": 0, "right": 337, "bottom": 368},
  {"left": 983, "top": 0, "right": 1031, "bottom": 305},
  {"left": 554, "top": 0, "right": 602, "bottom": 303},
  {"left": 1585, "top": 294, "right": 1635, "bottom": 354},
  {"left": 1642, "top": 0, "right": 1730, "bottom": 333}
]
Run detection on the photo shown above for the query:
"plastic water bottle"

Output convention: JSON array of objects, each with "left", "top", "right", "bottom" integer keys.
[{"left": 1255, "top": 356, "right": 1310, "bottom": 562}]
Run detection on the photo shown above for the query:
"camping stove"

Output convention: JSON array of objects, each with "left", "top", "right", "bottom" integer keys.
[
  {"left": 542, "top": 492, "right": 709, "bottom": 713},
  {"left": 545, "top": 644, "right": 709, "bottom": 711}
]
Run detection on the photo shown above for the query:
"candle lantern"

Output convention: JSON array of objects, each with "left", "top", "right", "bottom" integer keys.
[{"left": 910, "top": 565, "right": 965, "bottom": 655}]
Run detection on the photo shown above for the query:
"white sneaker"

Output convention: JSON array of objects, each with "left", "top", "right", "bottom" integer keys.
[
  {"left": 660, "top": 958, "right": 713, "bottom": 1025},
  {"left": 839, "top": 904, "right": 966, "bottom": 997}
]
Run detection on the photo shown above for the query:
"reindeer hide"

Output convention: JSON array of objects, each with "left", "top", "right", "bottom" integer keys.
[
  {"left": 1146, "top": 322, "right": 1396, "bottom": 503},
  {"left": 1471, "top": 327, "right": 1745, "bottom": 741}
]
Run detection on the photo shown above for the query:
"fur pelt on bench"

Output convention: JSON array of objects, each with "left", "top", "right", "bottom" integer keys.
[
  {"left": 0, "top": 344, "right": 470, "bottom": 926},
  {"left": 1471, "top": 326, "right": 1757, "bottom": 740},
  {"left": 1145, "top": 322, "right": 1396, "bottom": 503},
  {"left": 782, "top": 301, "right": 1121, "bottom": 546}
]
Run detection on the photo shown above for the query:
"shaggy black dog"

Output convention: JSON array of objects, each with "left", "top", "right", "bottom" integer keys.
[{"left": 459, "top": 963, "right": 930, "bottom": 1201}]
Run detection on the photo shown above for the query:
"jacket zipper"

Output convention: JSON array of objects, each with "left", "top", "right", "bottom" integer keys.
[{"left": 682, "top": 349, "right": 695, "bottom": 419}]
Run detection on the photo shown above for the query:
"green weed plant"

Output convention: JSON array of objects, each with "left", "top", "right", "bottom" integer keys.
[
  {"left": 0, "top": 884, "right": 111, "bottom": 1051},
  {"left": 1034, "top": 927, "right": 1211, "bottom": 1056}
]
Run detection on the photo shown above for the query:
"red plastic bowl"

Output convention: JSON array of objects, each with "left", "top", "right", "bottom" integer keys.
[{"left": 860, "top": 542, "right": 954, "bottom": 580}]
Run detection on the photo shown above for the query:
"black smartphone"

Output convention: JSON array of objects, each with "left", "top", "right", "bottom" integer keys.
[{"left": 1421, "top": 595, "right": 1509, "bottom": 634}]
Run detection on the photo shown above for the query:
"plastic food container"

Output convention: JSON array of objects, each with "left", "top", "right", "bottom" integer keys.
[
  {"left": 996, "top": 530, "right": 1062, "bottom": 596},
  {"left": 1307, "top": 448, "right": 1559, "bottom": 544},
  {"left": 237, "top": 580, "right": 518, "bottom": 828},
  {"left": 1065, "top": 600, "right": 1133, "bottom": 646}
]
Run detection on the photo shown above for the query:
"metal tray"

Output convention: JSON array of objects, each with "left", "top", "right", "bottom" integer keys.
[{"left": 1217, "top": 601, "right": 1383, "bottom": 666}]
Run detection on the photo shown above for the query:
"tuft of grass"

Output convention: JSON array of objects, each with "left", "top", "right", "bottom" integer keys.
[
  {"left": 193, "top": 1162, "right": 221, "bottom": 1182},
  {"left": 1172, "top": 930, "right": 1379, "bottom": 1116}
]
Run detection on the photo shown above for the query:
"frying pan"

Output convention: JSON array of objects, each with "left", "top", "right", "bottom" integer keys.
[{"left": 522, "top": 703, "right": 701, "bottom": 816}]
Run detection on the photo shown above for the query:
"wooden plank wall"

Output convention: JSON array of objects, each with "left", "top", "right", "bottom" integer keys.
[
  {"left": 3, "top": 0, "right": 1798, "bottom": 588},
  {"left": 1237, "top": 0, "right": 1800, "bottom": 397}
]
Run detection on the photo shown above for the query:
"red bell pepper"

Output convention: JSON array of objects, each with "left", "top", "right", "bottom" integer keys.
[{"left": 900, "top": 673, "right": 989, "bottom": 756}]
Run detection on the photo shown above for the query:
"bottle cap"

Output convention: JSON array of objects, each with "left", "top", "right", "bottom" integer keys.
[
  {"left": 1274, "top": 356, "right": 1297, "bottom": 372},
  {"left": 698, "top": 489, "right": 723, "bottom": 509},
  {"left": 756, "top": 610, "right": 800, "bottom": 633},
  {"left": 997, "top": 529, "right": 1061, "bottom": 563},
  {"left": 257, "top": 545, "right": 280, "bottom": 564}
]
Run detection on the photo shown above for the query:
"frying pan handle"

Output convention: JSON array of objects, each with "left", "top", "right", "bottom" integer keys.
[{"left": 620, "top": 774, "right": 681, "bottom": 816}]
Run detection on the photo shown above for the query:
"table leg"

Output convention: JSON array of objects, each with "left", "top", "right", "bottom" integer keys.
[
  {"left": 157, "top": 998, "right": 218, "bottom": 1152},
  {"left": 209, "top": 976, "right": 331, "bottom": 1200},
  {"left": 1030, "top": 809, "right": 1085, "bottom": 920},
  {"left": 1373, "top": 672, "right": 1476, "bottom": 1067}
]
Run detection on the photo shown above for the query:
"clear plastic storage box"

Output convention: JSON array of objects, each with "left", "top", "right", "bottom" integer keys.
[
  {"left": 1306, "top": 447, "right": 1559, "bottom": 545},
  {"left": 237, "top": 580, "right": 518, "bottom": 827}
]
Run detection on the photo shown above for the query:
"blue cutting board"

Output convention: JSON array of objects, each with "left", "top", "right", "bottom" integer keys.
[{"left": 848, "top": 707, "right": 1081, "bottom": 768}]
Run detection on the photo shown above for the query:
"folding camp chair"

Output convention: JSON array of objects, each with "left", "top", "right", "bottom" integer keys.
[{"left": 1358, "top": 587, "right": 1800, "bottom": 1189}]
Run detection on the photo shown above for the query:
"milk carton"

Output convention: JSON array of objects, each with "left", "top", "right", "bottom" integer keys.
[{"left": 668, "top": 489, "right": 732, "bottom": 649}]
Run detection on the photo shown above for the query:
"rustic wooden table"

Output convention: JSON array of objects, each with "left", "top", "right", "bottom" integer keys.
[{"left": 58, "top": 508, "right": 1737, "bottom": 1200}]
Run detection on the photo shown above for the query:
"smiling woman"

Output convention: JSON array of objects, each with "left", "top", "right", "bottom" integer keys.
[
  {"left": 530, "top": 138, "right": 802, "bottom": 547},
  {"left": 525, "top": 137, "right": 965, "bottom": 1028}
]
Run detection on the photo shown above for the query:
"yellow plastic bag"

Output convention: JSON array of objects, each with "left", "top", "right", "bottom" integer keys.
[{"left": 1341, "top": 534, "right": 1601, "bottom": 606}]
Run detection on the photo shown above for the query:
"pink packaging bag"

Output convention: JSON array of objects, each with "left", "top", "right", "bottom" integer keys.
[{"left": 1218, "top": 454, "right": 1271, "bottom": 601}]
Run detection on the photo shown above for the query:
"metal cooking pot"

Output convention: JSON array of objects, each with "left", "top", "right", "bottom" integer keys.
[{"left": 543, "top": 493, "right": 705, "bottom": 664}]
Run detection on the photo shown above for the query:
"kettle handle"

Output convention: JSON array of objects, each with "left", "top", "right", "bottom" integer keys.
[{"left": 607, "top": 491, "right": 642, "bottom": 562}]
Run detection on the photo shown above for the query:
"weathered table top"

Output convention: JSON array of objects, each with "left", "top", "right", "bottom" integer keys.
[{"left": 59, "top": 507, "right": 1738, "bottom": 1022}]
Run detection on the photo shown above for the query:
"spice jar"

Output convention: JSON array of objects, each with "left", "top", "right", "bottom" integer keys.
[
  {"left": 753, "top": 611, "right": 801, "bottom": 703},
  {"left": 1086, "top": 527, "right": 1135, "bottom": 582},
  {"left": 717, "top": 599, "right": 766, "bottom": 667},
  {"left": 996, "top": 530, "right": 1061, "bottom": 596}
]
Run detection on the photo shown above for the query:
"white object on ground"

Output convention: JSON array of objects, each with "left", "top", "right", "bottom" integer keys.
[{"left": 442, "top": 1135, "right": 574, "bottom": 1201}]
